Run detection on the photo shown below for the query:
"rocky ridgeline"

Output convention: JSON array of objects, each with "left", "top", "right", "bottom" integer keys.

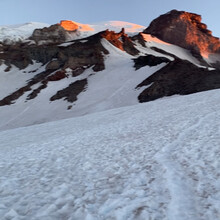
[
  {"left": 143, "top": 10, "right": 220, "bottom": 58},
  {"left": 0, "top": 10, "right": 220, "bottom": 108},
  {"left": 30, "top": 20, "right": 81, "bottom": 44},
  {"left": 0, "top": 27, "right": 140, "bottom": 106}
]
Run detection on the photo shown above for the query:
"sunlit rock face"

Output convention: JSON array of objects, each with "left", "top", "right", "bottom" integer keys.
[
  {"left": 143, "top": 10, "right": 220, "bottom": 58},
  {"left": 101, "top": 29, "right": 139, "bottom": 55},
  {"left": 60, "top": 20, "right": 79, "bottom": 31}
]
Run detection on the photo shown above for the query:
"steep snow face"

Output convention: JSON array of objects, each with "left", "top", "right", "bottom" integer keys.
[
  {"left": 0, "top": 89, "right": 220, "bottom": 219},
  {"left": 0, "top": 22, "right": 49, "bottom": 43},
  {"left": 0, "top": 39, "right": 166, "bottom": 131},
  {"left": 0, "top": 28, "right": 212, "bottom": 131},
  {"left": 140, "top": 33, "right": 204, "bottom": 66}
]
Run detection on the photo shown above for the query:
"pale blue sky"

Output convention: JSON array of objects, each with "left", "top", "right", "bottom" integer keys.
[{"left": 1, "top": 0, "right": 220, "bottom": 37}]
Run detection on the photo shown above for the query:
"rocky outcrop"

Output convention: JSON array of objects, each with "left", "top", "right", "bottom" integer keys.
[
  {"left": 0, "top": 43, "right": 33, "bottom": 69},
  {"left": 0, "top": 11, "right": 220, "bottom": 110},
  {"left": 143, "top": 10, "right": 220, "bottom": 59},
  {"left": 47, "top": 70, "right": 67, "bottom": 81},
  {"left": 0, "top": 69, "right": 54, "bottom": 106},
  {"left": 137, "top": 59, "right": 220, "bottom": 102},
  {"left": 133, "top": 55, "right": 170, "bottom": 70},
  {"left": 50, "top": 79, "right": 87, "bottom": 102},
  {"left": 0, "top": 30, "right": 109, "bottom": 106},
  {"left": 30, "top": 24, "right": 69, "bottom": 44},
  {"left": 101, "top": 29, "right": 139, "bottom": 55}
]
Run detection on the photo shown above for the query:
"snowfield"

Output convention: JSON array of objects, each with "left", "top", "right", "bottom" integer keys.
[{"left": 0, "top": 89, "right": 220, "bottom": 220}]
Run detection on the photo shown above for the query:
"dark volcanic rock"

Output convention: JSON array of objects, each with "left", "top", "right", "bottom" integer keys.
[
  {"left": 131, "top": 33, "right": 146, "bottom": 47},
  {"left": 143, "top": 10, "right": 220, "bottom": 58},
  {"left": 133, "top": 55, "right": 170, "bottom": 70},
  {"left": 47, "top": 70, "right": 67, "bottom": 81},
  {"left": 50, "top": 79, "right": 87, "bottom": 103},
  {"left": 0, "top": 70, "right": 54, "bottom": 106},
  {"left": 30, "top": 24, "right": 68, "bottom": 44},
  {"left": 101, "top": 29, "right": 139, "bottom": 55},
  {"left": 46, "top": 60, "right": 62, "bottom": 70},
  {"left": 0, "top": 43, "right": 33, "bottom": 69},
  {"left": 27, "top": 82, "right": 48, "bottom": 100},
  {"left": 0, "top": 30, "right": 109, "bottom": 72},
  {"left": 137, "top": 59, "right": 220, "bottom": 102},
  {"left": 0, "top": 30, "right": 110, "bottom": 106}
]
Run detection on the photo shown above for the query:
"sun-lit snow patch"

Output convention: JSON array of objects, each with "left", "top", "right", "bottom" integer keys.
[
  {"left": 90, "top": 21, "right": 145, "bottom": 35},
  {"left": 202, "top": 53, "right": 220, "bottom": 66},
  {"left": 141, "top": 33, "right": 170, "bottom": 45},
  {"left": 73, "top": 21, "right": 94, "bottom": 32},
  {"left": 141, "top": 33, "right": 207, "bottom": 67},
  {"left": 134, "top": 41, "right": 174, "bottom": 61},
  {"left": 201, "top": 51, "right": 209, "bottom": 59},
  {"left": 60, "top": 20, "right": 79, "bottom": 31},
  {"left": 60, "top": 20, "right": 94, "bottom": 32},
  {"left": 108, "top": 21, "right": 145, "bottom": 33}
]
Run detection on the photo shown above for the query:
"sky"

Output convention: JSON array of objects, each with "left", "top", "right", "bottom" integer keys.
[{"left": 0, "top": 0, "right": 220, "bottom": 37}]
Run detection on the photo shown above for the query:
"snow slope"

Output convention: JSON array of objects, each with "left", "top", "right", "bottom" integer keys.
[
  {"left": 0, "top": 39, "right": 166, "bottom": 131},
  {"left": 0, "top": 89, "right": 220, "bottom": 220},
  {"left": 140, "top": 34, "right": 204, "bottom": 66},
  {"left": 0, "top": 22, "right": 49, "bottom": 43}
]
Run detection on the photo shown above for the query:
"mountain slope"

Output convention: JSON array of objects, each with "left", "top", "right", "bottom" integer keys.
[
  {"left": 0, "top": 89, "right": 220, "bottom": 219},
  {"left": 0, "top": 10, "right": 220, "bottom": 130}
]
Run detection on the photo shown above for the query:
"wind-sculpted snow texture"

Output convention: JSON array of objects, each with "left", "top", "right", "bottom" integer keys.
[{"left": 0, "top": 89, "right": 220, "bottom": 220}]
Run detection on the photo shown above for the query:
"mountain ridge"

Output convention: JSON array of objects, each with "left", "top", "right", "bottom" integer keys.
[
  {"left": 143, "top": 10, "right": 220, "bottom": 63},
  {"left": 0, "top": 9, "right": 220, "bottom": 130}
]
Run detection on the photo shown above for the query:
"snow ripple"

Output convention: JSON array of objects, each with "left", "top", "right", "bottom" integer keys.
[{"left": 0, "top": 89, "right": 220, "bottom": 219}]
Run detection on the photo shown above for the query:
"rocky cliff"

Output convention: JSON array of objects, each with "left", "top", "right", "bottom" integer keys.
[{"left": 143, "top": 10, "right": 220, "bottom": 63}]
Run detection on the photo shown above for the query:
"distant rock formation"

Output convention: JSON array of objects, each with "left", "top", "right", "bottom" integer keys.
[
  {"left": 137, "top": 59, "right": 220, "bottom": 102},
  {"left": 143, "top": 10, "right": 220, "bottom": 58},
  {"left": 101, "top": 28, "right": 139, "bottom": 55},
  {"left": 30, "top": 21, "right": 81, "bottom": 44},
  {"left": 31, "top": 24, "right": 68, "bottom": 44}
]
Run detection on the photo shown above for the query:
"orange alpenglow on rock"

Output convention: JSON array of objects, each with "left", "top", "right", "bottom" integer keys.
[
  {"left": 60, "top": 20, "right": 79, "bottom": 31},
  {"left": 143, "top": 10, "right": 220, "bottom": 58}
]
